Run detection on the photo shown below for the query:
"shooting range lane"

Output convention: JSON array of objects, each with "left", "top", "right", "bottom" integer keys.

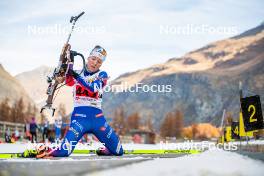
[{"left": 0, "top": 154, "right": 186, "bottom": 176}]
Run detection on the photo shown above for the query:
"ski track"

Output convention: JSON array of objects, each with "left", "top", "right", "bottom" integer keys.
[
  {"left": 1, "top": 143, "right": 264, "bottom": 176},
  {"left": 93, "top": 149, "right": 264, "bottom": 176}
]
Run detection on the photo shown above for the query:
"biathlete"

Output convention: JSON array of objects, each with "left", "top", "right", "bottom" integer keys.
[{"left": 36, "top": 45, "right": 123, "bottom": 158}]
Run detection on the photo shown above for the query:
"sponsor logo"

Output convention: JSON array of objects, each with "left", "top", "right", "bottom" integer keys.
[
  {"left": 76, "top": 85, "right": 99, "bottom": 98},
  {"left": 88, "top": 77, "right": 95, "bottom": 83},
  {"left": 72, "top": 120, "right": 84, "bottom": 132},
  {"left": 116, "top": 141, "right": 121, "bottom": 154},
  {"left": 107, "top": 128, "right": 113, "bottom": 139},
  {"left": 100, "top": 127, "right": 106, "bottom": 131},
  {"left": 74, "top": 113, "right": 87, "bottom": 118},
  {"left": 69, "top": 127, "right": 79, "bottom": 137},
  {"left": 96, "top": 113, "right": 103, "bottom": 118}
]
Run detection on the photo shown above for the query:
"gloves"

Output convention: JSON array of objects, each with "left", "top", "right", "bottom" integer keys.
[
  {"left": 61, "top": 63, "right": 68, "bottom": 71},
  {"left": 66, "top": 63, "right": 78, "bottom": 78},
  {"left": 68, "top": 62, "right": 73, "bottom": 71}
]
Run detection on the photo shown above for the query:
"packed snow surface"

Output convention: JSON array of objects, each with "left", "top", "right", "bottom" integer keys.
[{"left": 94, "top": 149, "right": 264, "bottom": 176}]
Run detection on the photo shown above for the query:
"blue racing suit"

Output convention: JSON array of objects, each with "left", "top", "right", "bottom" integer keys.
[{"left": 50, "top": 68, "right": 123, "bottom": 156}]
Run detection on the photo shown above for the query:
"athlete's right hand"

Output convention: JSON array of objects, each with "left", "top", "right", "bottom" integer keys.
[{"left": 64, "top": 62, "right": 78, "bottom": 78}]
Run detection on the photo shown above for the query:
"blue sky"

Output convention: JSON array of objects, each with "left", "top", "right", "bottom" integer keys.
[{"left": 0, "top": 0, "right": 263, "bottom": 79}]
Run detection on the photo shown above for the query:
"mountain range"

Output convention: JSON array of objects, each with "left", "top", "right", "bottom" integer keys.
[
  {"left": 103, "top": 23, "right": 264, "bottom": 128},
  {"left": 2, "top": 23, "right": 263, "bottom": 128},
  {"left": 0, "top": 64, "right": 32, "bottom": 106}
]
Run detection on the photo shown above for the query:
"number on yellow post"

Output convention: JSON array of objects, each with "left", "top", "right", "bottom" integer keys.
[
  {"left": 248, "top": 105, "right": 257, "bottom": 123},
  {"left": 234, "top": 126, "right": 239, "bottom": 135},
  {"left": 241, "top": 95, "right": 263, "bottom": 132}
]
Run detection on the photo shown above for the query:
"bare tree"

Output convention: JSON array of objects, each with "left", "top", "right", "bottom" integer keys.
[
  {"left": 145, "top": 116, "right": 154, "bottom": 132},
  {"left": 10, "top": 97, "right": 26, "bottom": 123},
  {"left": 160, "top": 109, "right": 184, "bottom": 138},
  {"left": 112, "top": 107, "right": 127, "bottom": 135},
  {"left": 127, "top": 112, "right": 141, "bottom": 131},
  {"left": 0, "top": 98, "right": 11, "bottom": 121},
  {"left": 174, "top": 109, "right": 184, "bottom": 138},
  {"left": 160, "top": 112, "right": 173, "bottom": 138},
  {"left": 225, "top": 112, "right": 233, "bottom": 126}
]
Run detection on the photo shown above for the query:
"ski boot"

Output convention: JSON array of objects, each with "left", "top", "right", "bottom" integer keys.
[
  {"left": 35, "top": 144, "right": 53, "bottom": 159},
  {"left": 96, "top": 147, "right": 113, "bottom": 156}
]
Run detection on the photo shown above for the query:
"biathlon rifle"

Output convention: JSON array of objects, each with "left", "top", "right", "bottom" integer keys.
[{"left": 40, "top": 12, "right": 86, "bottom": 116}]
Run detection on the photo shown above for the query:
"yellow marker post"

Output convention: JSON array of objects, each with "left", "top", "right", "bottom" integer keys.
[
  {"left": 239, "top": 112, "right": 254, "bottom": 137},
  {"left": 225, "top": 126, "right": 232, "bottom": 142},
  {"left": 221, "top": 135, "right": 225, "bottom": 143}
]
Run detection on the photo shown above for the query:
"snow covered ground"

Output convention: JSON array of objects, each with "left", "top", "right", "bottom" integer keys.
[
  {"left": 1, "top": 142, "right": 264, "bottom": 176},
  {"left": 94, "top": 149, "right": 264, "bottom": 176},
  {"left": 0, "top": 140, "right": 264, "bottom": 153},
  {"left": 232, "top": 140, "right": 264, "bottom": 145},
  {"left": 0, "top": 140, "right": 215, "bottom": 153}
]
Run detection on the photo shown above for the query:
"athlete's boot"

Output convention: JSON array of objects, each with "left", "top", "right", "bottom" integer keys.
[
  {"left": 96, "top": 147, "right": 113, "bottom": 156},
  {"left": 35, "top": 144, "right": 53, "bottom": 158}
]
